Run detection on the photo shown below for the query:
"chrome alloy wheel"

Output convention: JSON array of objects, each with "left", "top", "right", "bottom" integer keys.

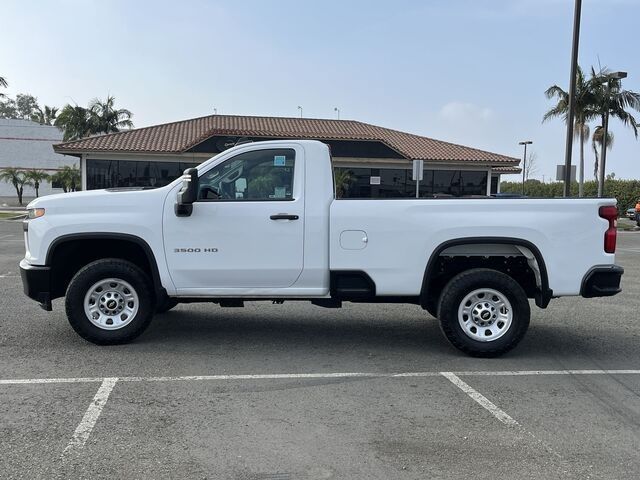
[
  {"left": 83, "top": 278, "right": 139, "bottom": 330},
  {"left": 457, "top": 288, "right": 513, "bottom": 342}
]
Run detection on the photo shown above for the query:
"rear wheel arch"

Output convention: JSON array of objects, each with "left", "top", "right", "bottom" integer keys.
[{"left": 420, "top": 237, "right": 551, "bottom": 313}]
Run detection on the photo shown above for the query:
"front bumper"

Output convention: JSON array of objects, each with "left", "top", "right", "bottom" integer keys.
[
  {"left": 580, "top": 264, "right": 624, "bottom": 298},
  {"left": 19, "top": 259, "right": 52, "bottom": 311}
]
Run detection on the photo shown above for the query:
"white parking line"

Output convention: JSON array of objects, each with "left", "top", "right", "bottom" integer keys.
[
  {"left": 451, "top": 369, "right": 640, "bottom": 376},
  {"left": 62, "top": 377, "right": 118, "bottom": 456},
  {"left": 2, "top": 369, "right": 640, "bottom": 385},
  {"left": 441, "top": 372, "right": 519, "bottom": 426}
]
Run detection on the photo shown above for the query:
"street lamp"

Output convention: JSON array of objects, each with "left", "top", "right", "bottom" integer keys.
[
  {"left": 297, "top": 106, "right": 303, "bottom": 118},
  {"left": 519, "top": 141, "right": 532, "bottom": 195},
  {"left": 334, "top": 107, "right": 340, "bottom": 120},
  {"left": 562, "top": 0, "right": 583, "bottom": 197},
  {"left": 598, "top": 71, "right": 627, "bottom": 197}
]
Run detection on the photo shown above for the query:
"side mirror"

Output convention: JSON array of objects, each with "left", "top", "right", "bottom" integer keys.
[{"left": 175, "top": 168, "right": 199, "bottom": 217}]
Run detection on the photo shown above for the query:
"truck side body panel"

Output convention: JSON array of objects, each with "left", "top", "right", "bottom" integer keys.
[{"left": 329, "top": 198, "right": 615, "bottom": 296}]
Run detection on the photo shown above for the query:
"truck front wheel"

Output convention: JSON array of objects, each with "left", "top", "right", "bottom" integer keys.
[
  {"left": 65, "top": 259, "right": 154, "bottom": 345},
  {"left": 437, "top": 268, "right": 530, "bottom": 357}
]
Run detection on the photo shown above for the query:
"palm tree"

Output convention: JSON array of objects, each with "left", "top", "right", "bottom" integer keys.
[
  {"left": 543, "top": 66, "right": 597, "bottom": 197},
  {"left": 0, "top": 76, "right": 7, "bottom": 98},
  {"left": 25, "top": 170, "right": 50, "bottom": 197},
  {"left": 591, "top": 126, "right": 613, "bottom": 179},
  {"left": 31, "top": 105, "right": 58, "bottom": 125},
  {"left": 334, "top": 168, "right": 355, "bottom": 198},
  {"left": 590, "top": 67, "right": 640, "bottom": 192},
  {"left": 88, "top": 95, "right": 133, "bottom": 134},
  {"left": 51, "top": 165, "right": 81, "bottom": 192},
  {"left": 0, "top": 168, "right": 32, "bottom": 205},
  {"left": 55, "top": 105, "right": 90, "bottom": 141}
]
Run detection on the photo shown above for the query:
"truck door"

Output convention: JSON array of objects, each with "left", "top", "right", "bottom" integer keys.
[{"left": 163, "top": 146, "right": 304, "bottom": 290}]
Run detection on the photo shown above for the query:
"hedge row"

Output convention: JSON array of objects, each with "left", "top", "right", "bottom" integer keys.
[{"left": 500, "top": 179, "right": 640, "bottom": 213}]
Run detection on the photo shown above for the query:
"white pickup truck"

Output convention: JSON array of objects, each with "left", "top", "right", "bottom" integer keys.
[{"left": 20, "top": 140, "right": 623, "bottom": 356}]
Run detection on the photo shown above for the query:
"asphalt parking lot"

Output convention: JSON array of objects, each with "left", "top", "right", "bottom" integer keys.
[{"left": 1, "top": 219, "right": 639, "bottom": 479}]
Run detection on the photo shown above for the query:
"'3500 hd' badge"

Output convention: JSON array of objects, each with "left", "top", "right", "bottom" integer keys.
[{"left": 174, "top": 248, "right": 218, "bottom": 253}]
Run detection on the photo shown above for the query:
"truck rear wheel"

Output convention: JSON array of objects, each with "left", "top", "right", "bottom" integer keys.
[
  {"left": 65, "top": 259, "right": 154, "bottom": 345},
  {"left": 437, "top": 268, "right": 530, "bottom": 357}
]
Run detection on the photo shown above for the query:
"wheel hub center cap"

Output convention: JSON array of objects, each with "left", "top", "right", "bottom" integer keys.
[
  {"left": 472, "top": 302, "right": 496, "bottom": 326},
  {"left": 99, "top": 291, "right": 124, "bottom": 314}
]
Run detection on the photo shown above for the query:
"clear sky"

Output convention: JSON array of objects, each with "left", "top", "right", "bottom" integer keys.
[{"left": 2, "top": 0, "right": 639, "bottom": 180}]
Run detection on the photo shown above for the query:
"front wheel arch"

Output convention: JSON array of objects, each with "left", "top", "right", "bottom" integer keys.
[{"left": 46, "top": 233, "right": 165, "bottom": 301}]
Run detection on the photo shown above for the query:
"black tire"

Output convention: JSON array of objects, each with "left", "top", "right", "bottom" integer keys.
[
  {"left": 437, "top": 268, "right": 530, "bottom": 357},
  {"left": 65, "top": 258, "right": 154, "bottom": 345},
  {"left": 156, "top": 297, "right": 179, "bottom": 314}
]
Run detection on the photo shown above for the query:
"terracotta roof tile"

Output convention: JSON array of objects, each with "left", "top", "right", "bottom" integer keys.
[{"left": 53, "top": 114, "right": 519, "bottom": 165}]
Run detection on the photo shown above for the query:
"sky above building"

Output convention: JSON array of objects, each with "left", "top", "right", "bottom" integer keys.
[{"left": 2, "top": 0, "right": 639, "bottom": 180}]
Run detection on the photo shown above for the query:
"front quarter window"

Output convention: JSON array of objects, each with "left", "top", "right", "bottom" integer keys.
[{"left": 198, "top": 148, "right": 295, "bottom": 201}]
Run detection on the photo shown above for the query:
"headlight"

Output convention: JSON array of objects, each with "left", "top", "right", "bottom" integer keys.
[{"left": 27, "top": 208, "right": 45, "bottom": 219}]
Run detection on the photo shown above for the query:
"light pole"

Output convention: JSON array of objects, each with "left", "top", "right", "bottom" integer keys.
[
  {"left": 562, "top": 0, "right": 583, "bottom": 197},
  {"left": 334, "top": 107, "right": 340, "bottom": 120},
  {"left": 519, "top": 141, "right": 532, "bottom": 195},
  {"left": 297, "top": 106, "right": 303, "bottom": 118},
  {"left": 598, "top": 71, "right": 627, "bottom": 197}
]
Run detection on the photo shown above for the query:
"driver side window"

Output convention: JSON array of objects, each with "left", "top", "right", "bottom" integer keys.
[{"left": 198, "top": 148, "right": 296, "bottom": 201}]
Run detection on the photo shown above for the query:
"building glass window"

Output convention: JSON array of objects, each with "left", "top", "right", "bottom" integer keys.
[
  {"left": 491, "top": 175, "right": 499, "bottom": 194},
  {"left": 86, "top": 159, "right": 199, "bottom": 190},
  {"left": 459, "top": 170, "right": 488, "bottom": 196},
  {"left": 335, "top": 167, "right": 489, "bottom": 198}
]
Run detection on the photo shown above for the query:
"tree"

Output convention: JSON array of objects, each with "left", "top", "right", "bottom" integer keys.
[
  {"left": 0, "top": 168, "right": 32, "bottom": 205},
  {"left": 51, "top": 165, "right": 81, "bottom": 192},
  {"left": 591, "top": 125, "right": 613, "bottom": 180},
  {"left": 334, "top": 168, "right": 355, "bottom": 198},
  {"left": 524, "top": 151, "right": 539, "bottom": 181},
  {"left": 15, "top": 93, "right": 40, "bottom": 119},
  {"left": 0, "top": 76, "right": 7, "bottom": 98},
  {"left": 55, "top": 96, "right": 133, "bottom": 140},
  {"left": 31, "top": 105, "right": 58, "bottom": 125},
  {"left": 590, "top": 67, "right": 640, "bottom": 192},
  {"left": 543, "top": 66, "right": 597, "bottom": 197},
  {"left": 25, "top": 170, "right": 50, "bottom": 197},
  {"left": 88, "top": 95, "right": 133, "bottom": 134},
  {"left": 0, "top": 97, "right": 18, "bottom": 118},
  {"left": 55, "top": 105, "right": 91, "bottom": 141}
]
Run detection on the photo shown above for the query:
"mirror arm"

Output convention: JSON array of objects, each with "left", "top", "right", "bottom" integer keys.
[{"left": 175, "top": 168, "right": 199, "bottom": 217}]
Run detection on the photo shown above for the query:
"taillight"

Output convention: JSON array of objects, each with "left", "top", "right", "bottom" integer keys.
[{"left": 599, "top": 206, "right": 618, "bottom": 254}]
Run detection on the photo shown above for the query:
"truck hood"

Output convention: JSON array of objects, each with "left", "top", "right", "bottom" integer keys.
[{"left": 27, "top": 187, "right": 171, "bottom": 213}]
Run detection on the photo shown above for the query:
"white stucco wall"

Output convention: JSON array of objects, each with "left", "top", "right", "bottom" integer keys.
[{"left": 0, "top": 119, "right": 78, "bottom": 199}]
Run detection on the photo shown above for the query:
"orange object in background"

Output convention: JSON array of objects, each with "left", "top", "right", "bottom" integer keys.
[{"left": 636, "top": 201, "right": 640, "bottom": 212}]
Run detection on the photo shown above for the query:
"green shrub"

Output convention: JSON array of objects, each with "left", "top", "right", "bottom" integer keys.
[{"left": 500, "top": 179, "right": 640, "bottom": 214}]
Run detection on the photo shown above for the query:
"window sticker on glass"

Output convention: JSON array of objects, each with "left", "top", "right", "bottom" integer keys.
[
  {"left": 274, "top": 155, "right": 286, "bottom": 166},
  {"left": 274, "top": 186, "right": 287, "bottom": 198},
  {"left": 370, "top": 176, "right": 381, "bottom": 185}
]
